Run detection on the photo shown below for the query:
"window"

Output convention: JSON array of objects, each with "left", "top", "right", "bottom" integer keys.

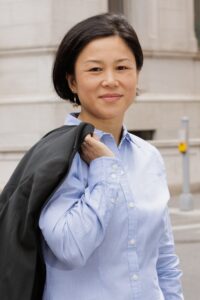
[
  {"left": 108, "top": 0, "right": 124, "bottom": 14},
  {"left": 129, "top": 130, "right": 156, "bottom": 141},
  {"left": 194, "top": 0, "right": 200, "bottom": 48}
]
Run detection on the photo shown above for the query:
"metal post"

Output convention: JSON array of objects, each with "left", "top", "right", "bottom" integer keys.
[{"left": 179, "top": 117, "right": 193, "bottom": 211}]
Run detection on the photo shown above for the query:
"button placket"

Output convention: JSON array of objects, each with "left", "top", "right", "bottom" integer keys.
[
  {"left": 117, "top": 170, "right": 140, "bottom": 294},
  {"left": 123, "top": 188, "right": 139, "bottom": 292}
]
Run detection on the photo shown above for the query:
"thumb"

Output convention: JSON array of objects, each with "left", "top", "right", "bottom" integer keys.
[{"left": 92, "top": 133, "right": 100, "bottom": 141}]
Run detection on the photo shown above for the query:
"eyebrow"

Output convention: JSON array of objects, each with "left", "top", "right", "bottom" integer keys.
[{"left": 84, "top": 58, "right": 132, "bottom": 64}]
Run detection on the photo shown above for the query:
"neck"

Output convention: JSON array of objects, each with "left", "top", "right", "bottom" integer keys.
[{"left": 78, "top": 112, "right": 123, "bottom": 145}]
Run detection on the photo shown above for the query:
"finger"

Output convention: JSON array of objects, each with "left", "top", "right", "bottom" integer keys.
[
  {"left": 84, "top": 134, "right": 100, "bottom": 146},
  {"left": 92, "top": 133, "right": 100, "bottom": 141},
  {"left": 82, "top": 141, "right": 87, "bottom": 147},
  {"left": 84, "top": 134, "right": 93, "bottom": 143}
]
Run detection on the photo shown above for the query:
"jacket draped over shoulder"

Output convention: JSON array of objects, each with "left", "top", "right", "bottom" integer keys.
[{"left": 0, "top": 122, "right": 94, "bottom": 300}]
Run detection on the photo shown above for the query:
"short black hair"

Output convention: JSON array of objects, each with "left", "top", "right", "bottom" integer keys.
[{"left": 53, "top": 13, "right": 143, "bottom": 104}]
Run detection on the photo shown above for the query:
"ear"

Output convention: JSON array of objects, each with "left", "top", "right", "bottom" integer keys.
[{"left": 66, "top": 74, "right": 77, "bottom": 93}]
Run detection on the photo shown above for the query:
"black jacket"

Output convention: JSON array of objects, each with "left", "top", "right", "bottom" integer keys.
[{"left": 0, "top": 122, "right": 94, "bottom": 300}]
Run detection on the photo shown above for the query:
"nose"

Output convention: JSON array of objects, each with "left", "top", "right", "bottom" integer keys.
[{"left": 101, "top": 71, "right": 119, "bottom": 88}]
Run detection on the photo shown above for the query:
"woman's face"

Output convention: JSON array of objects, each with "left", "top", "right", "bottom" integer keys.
[{"left": 67, "top": 35, "right": 139, "bottom": 123}]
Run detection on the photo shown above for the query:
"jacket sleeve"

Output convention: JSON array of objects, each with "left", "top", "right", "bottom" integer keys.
[
  {"left": 156, "top": 207, "right": 184, "bottom": 300},
  {"left": 39, "top": 153, "right": 122, "bottom": 269}
]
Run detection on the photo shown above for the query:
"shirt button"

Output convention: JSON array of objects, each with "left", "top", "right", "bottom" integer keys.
[
  {"left": 131, "top": 274, "right": 139, "bottom": 281},
  {"left": 129, "top": 239, "right": 136, "bottom": 246},
  {"left": 128, "top": 202, "right": 135, "bottom": 208},
  {"left": 111, "top": 173, "right": 117, "bottom": 179},
  {"left": 112, "top": 164, "right": 118, "bottom": 170},
  {"left": 111, "top": 198, "right": 116, "bottom": 204}
]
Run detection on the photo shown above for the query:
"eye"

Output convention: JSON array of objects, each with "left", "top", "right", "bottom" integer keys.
[
  {"left": 117, "top": 65, "right": 129, "bottom": 71},
  {"left": 88, "top": 67, "right": 102, "bottom": 72}
]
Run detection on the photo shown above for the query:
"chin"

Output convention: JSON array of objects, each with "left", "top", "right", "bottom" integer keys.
[{"left": 98, "top": 111, "right": 124, "bottom": 120}]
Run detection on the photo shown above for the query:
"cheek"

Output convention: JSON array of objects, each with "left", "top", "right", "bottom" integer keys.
[
  {"left": 125, "top": 78, "right": 137, "bottom": 94},
  {"left": 123, "top": 72, "right": 138, "bottom": 87},
  {"left": 77, "top": 77, "right": 99, "bottom": 94}
]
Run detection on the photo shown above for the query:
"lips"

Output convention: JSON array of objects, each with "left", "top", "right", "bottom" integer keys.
[{"left": 99, "top": 93, "right": 122, "bottom": 102}]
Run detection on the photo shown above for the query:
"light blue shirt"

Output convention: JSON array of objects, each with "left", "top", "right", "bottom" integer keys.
[{"left": 39, "top": 113, "right": 184, "bottom": 300}]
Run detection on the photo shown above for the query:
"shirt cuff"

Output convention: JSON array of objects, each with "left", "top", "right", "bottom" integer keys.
[{"left": 88, "top": 156, "right": 124, "bottom": 189}]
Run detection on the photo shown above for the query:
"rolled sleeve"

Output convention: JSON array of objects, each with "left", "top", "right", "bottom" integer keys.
[
  {"left": 39, "top": 155, "right": 123, "bottom": 269},
  {"left": 157, "top": 208, "right": 184, "bottom": 299},
  {"left": 89, "top": 156, "right": 123, "bottom": 186}
]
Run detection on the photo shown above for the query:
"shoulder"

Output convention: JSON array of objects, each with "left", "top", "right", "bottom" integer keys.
[
  {"left": 129, "top": 133, "right": 157, "bottom": 153},
  {"left": 129, "top": 133, "right": 165, "bottom": 168}
]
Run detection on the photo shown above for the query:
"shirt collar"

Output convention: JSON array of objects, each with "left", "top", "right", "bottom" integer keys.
[
  {"left": 64, "top": 112, "right": 81, "bottom": 126},
  {"left": 120, "top": 126, "right": 139, "bottom": 147},
  {"left": 64, "top": 112, "right": 138, "bottom": 146},
  {"left": 64, "top": 113, "right": 104, "bottom": 139}
]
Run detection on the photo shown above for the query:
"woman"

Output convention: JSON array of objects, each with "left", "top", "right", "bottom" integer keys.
[{"left": 39, "top": 13, "right": 184, "bottom": 299}]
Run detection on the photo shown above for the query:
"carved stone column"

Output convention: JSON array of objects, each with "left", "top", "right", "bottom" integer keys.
[{"left": 124, "top": 0, "right": 198, "bottom": 52}]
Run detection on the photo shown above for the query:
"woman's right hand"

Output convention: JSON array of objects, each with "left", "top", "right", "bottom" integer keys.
[{"left": 80, "top": 134, "right": 115, "bottom": 164}]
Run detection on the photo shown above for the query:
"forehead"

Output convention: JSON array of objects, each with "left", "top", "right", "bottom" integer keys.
[{"left": 76, "top": 35, "right": 135, "bottom": 62}]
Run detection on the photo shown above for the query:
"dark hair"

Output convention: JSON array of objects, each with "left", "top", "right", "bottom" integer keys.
[{"left": 53, "top": 13, "right": 143, "bottom": 104}]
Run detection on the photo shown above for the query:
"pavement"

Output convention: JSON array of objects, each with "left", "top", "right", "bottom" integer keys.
[{"left": 169, "top": 193, "right": 200, "bottom": 300}]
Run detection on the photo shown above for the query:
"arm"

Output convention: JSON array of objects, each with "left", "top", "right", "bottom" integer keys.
[
  {"left": 157, "top": 207, "right": 184, "bottom": 300},
  {"left": 39, "top": 136, "right": 122, "bottom": 269}
]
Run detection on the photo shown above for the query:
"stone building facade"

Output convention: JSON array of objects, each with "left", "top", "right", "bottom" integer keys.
[{"left": 0, "top": 0, "right": 199, "bottom": 193}]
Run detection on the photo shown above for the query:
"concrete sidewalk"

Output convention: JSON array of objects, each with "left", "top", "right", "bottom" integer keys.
[
  {"left": 169, "top": 193, "right": 200, "bottom": 300},
  {"left": 169, "top": 193, "right": 200, "bottom": 243}
]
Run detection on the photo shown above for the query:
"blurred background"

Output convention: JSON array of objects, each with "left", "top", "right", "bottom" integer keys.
[{"left": 0, "top": 1, "right": 200, "bottom": 299}]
